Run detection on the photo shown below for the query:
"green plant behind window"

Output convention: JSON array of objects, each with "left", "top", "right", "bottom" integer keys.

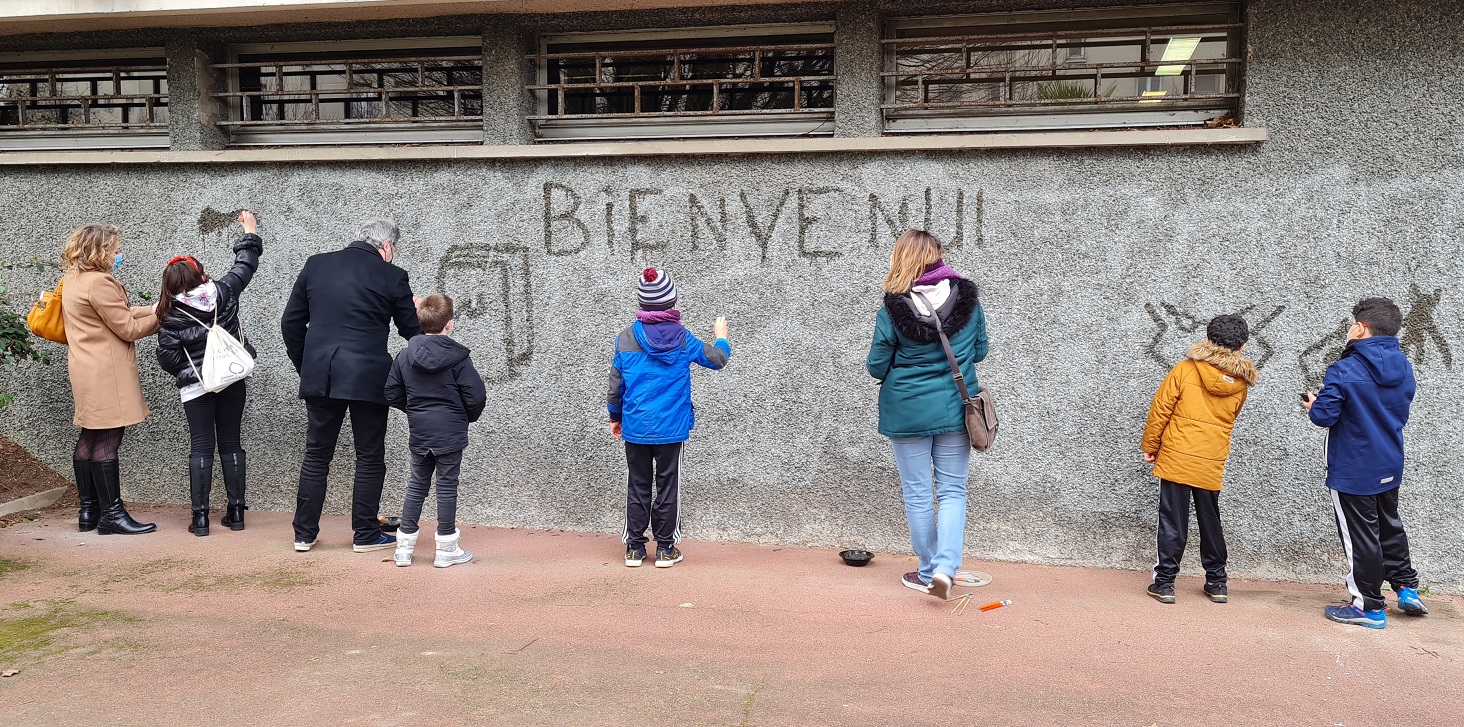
[{"left": 1036, "top": 81, "right": 1118, "bottom": 100}]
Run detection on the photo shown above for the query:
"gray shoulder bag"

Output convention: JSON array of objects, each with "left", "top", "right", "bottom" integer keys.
[{"left": 912, "top": 291, "right": 998, "bottom": 453}]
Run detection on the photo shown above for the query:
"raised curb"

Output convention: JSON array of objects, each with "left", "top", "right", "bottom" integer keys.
[{"left": 0, "top": 486, "right": 67, "bottom": 518}]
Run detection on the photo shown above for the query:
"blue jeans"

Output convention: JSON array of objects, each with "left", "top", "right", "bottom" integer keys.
[{"left": 890, "top": 432, "right": 971, "bottom": 583}]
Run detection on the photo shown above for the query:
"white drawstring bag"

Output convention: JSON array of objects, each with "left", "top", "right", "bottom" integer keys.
[{"left": 178, "top": 303, "right": 254, "bottom": 393}]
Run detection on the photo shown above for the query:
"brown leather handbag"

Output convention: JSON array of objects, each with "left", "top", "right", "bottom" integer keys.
[{"left": 912, "top": 291, "right": 998, "bottom": 452}]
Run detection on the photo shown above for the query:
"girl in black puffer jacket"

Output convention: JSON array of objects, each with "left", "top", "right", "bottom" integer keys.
[{"left": 156, "top": 210, "right": 263, "bottom": 537}]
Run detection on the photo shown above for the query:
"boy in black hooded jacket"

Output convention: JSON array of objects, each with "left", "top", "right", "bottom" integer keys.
[{"left": 384, "top": 294, "right": 487, "bottom": 567}]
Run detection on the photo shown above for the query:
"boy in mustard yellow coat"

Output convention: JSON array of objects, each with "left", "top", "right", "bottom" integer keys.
[{"left": 1141, "top": 315, "right": 1258, "bottom": 604}]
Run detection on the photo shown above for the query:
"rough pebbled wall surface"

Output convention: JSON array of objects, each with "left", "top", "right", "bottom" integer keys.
[{"left": 0, "top": 0, "right": 1460, "bottom": 592}]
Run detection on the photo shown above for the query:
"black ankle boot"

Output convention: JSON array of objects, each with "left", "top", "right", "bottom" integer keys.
[
  {"left": 90, "top": 460, "right": 157, "bottom": 535},
  {"left": 187, "top": 455, "right": 213, "bottom": 536},
  {"left": 219, "top": 452, "right": 247, "bottom": 531},
  {"left": 73, "top": 458, "right": 100, "bottom": 532},
  {"left": 189, "top": 509, "right": 210, "bottom": 536}
]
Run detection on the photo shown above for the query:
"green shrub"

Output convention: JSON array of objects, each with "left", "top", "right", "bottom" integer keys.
[{"left": 0, "top": 259, "right": 57, "bottom": 410}]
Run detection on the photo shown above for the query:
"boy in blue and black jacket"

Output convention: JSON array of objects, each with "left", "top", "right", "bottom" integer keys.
[
  {"left": 1304, "top": 297, "right": 1424, "bottom": 629},
  {"left": 607, "top": 268, "right": 730, "bottom": 569}
]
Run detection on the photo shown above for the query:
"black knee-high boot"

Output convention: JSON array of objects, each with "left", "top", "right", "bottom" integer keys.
[
  {"left": 188, "top": 455, "right": 213, "bottom": 536},
  {"left": 219, "top": 452, "right": 247, "bottom": 531},
  {"left": 74, "top": 458, "right": 100, "bottom": 532},
  {"left": 91, "top": 460, "right": 156, "bottom": 535}
]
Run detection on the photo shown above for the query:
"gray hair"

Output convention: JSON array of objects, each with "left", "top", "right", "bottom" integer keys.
[{"left": 357, "top": 218, "right": 400, "bottom": 249}]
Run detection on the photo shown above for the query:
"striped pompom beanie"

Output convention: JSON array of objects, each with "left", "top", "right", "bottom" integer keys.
[{"left": 637, "top": 267, "right": 677, "bottom": 309}]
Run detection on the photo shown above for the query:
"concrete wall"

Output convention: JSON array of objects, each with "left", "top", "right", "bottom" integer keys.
[{"left": 2, "top": 0, "right": 1461, "bottom": 592}]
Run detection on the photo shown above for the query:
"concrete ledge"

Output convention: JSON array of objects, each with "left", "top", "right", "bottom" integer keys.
[
  {"left": 0, "top": 486, "right": 67, "bottom": 518},
  {"left": 0, "top": 127, "right": 1266, "bottom": 165}
]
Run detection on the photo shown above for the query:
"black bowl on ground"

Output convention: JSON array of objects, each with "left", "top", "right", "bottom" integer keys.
[{"left": 839, "top": 549, "right": 874, "bottom": 567}]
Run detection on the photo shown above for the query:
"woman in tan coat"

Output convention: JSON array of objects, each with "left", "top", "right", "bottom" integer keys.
[{"left": 60, "top": 224, "right": 161, "bottom": 535}]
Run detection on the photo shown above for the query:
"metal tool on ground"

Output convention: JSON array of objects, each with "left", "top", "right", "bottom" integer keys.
[{"left": 951, "top": 593, "right": 973, "bottom": 615}]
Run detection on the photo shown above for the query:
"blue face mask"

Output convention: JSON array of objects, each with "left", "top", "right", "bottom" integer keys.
[{"left": 112, "top": 253, "right": 124, "bottom": 272}]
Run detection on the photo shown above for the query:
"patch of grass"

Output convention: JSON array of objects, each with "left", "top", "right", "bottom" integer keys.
[
  {"left": 734, "top": 681, "right": 766, "bottom": 727},
  {"left": 0, "top": 607, "right": 112, "bottom": 667},
  {"left": 0, "top": 557, "right": 33, "bottom": 579},
  {"left": 441, "top": 664, "right": 486, "bottom": 694},
  {"left": 166, "top": 566, "right": 321, "bottom": 594},
  {"left": 99, "top": 557, "right": 202, "bottom": 588}
]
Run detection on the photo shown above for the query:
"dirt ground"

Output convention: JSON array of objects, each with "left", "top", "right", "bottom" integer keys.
[
  {"left": 1, "top": 506, "right": 1461, "bottom": 726},
  {"left": 0, "top": 435, "right": 70, "bottom": 505}
]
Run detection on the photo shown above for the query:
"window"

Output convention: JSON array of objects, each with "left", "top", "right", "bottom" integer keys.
[
  {"left": 214, "top": 37, "right": 483, "bottom": 146},
  {"left": 0, "top": 49, "right": 168, "bottom": 150},
  {"left": 883, "top": 3, "right": 1242, "bottom": 133},
  {"left": 531, "top": 24, "right": 836, "bottom": 141}
]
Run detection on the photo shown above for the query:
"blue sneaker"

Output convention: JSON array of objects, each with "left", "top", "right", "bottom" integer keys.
[
  {"left": 1396, "top": 587, "right": 1429, "bottom": 616},
  {"left": 624, "top": 547, "right": 646, "bottom": 567},
  {"left": 353, "top": 532, "right": 397, "bottom": 553},
  {"left": 1324, "top": 604, "right": 1386, "bottom": 629}
]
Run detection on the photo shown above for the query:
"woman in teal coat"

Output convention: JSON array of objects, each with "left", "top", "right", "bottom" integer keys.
[{"left": 866, "top": 229, "right": 989, "bottom": 600}]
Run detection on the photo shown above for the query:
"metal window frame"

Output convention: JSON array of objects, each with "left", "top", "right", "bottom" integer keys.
[
  {"left": 216, "top": 36, "right": 485, "bottom": 147},
  {"left": 0, "top": 47, "right": 169, "bottom": 151},
  {"left": 532, "top": 22, "right": 836, "bottom": 141},
  {"left": 883, "top": 3, "right": 1244, "bottom": 134}
]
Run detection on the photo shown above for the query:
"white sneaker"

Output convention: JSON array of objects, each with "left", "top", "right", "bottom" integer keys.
[
  {"left": 394, "top": 530, "right": 419, "bottom": 567},
  {"left": 434, "top": 529, "right": 473, "bottom": 568},
  {"left": 293, "top": 539, "right": 317, "bottom": 552},
  {"left": 928, "top": 572, "right": 954, "bottom": 600}
]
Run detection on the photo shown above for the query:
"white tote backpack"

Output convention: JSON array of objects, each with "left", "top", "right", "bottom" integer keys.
[{"left": 177, "top": 301, "right": 255, "bottom": 393}]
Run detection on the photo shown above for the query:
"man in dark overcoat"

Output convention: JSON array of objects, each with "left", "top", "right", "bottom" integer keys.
[{"left": 281, "top": 217, "right": 423, "bottom": 552}]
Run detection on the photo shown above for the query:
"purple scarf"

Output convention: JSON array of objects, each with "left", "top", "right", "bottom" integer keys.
[
  {"left": 914, "top": 259, "right": 962, "bottom": 287},
  {"left": 636, "top": 309, "right": 682, "bottom": 324}
]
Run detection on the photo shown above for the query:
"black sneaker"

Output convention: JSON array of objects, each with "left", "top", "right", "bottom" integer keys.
[
  {"left": 1204, "top": 582, "right": 1228, "bottom": 603},
  {"left": 624, "top": 546, "right": 645, "bottom": 567},
  {"left": 1147, "top": 583, "right": 1176, "bottom": 604},
  {"left": 901, "top": 572, "right": 931, "bottom": 594},
  {"left": 654, "top": 547, "right": 683, "bottom": 568}
]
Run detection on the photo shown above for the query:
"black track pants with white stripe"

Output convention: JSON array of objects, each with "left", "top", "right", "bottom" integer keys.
[
  {"left": 623, "top": 441, "right": 682, "bottom": 550},
  {"left": 1331, "top": 487, "right": 1419, "bottom": 612}
]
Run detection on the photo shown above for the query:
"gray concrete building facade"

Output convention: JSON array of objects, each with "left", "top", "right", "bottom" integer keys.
[{"left": 1, "top": 1, "right": 1460, "bottom": 591}]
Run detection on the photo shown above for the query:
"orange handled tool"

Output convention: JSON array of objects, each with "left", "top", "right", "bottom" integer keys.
[{"left": 979, "top": 599, "right": 1012, "bottom": 612}]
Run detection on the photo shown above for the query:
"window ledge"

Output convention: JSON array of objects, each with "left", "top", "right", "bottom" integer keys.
[{"left": 0, "top": 127, "right": 1265, "bottom": 165}]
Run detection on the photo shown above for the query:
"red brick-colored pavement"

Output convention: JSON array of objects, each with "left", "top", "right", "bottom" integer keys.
[{"left": 1, "top": 505, "right": 1461, "bottom": 726}]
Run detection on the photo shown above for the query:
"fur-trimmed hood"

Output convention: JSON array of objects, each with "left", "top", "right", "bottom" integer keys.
[
  {"left": 1186, "top": 340, "right": 1259, "bottom": 390},
  {"left": 883, "top": 278, "right": 980, "bottom": 343}
]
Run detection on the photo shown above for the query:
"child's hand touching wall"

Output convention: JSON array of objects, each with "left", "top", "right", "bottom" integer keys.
[{"left": 714, "top": 316, "right": 728, "bottom": 340}]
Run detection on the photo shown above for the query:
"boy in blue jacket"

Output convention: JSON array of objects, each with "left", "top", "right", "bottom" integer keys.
[
  {"left": 607, "top": 268, "right": 730, "bottom": 568},
  {"left": 1304, "top": 297, "right": 1424, "bottom": 629}
]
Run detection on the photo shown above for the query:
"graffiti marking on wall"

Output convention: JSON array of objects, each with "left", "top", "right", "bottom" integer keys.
[
  {"left": 867, "top": 189, "right": 968, "bottom": 249},
  {"left": 1299, "top": 320, "right": 1350, "bottom": 391},
  {"left": 1144, "top": 302, "right": 1285, "bottom": 370},
  {"left": 1300, "top": 285, "right": 1451, "bottom": 390},
  {"left": 436, "top": 243, "right": 534, "bottom": 384},
  {"left": 197, "top": 207, "right": 256, "bottom": 236},
  {"left": 541, "top": 182, "right": 976, "bottom": 260},
  {"left": 1400, "top": 283, "right": 1451, "bottom": 369}
]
